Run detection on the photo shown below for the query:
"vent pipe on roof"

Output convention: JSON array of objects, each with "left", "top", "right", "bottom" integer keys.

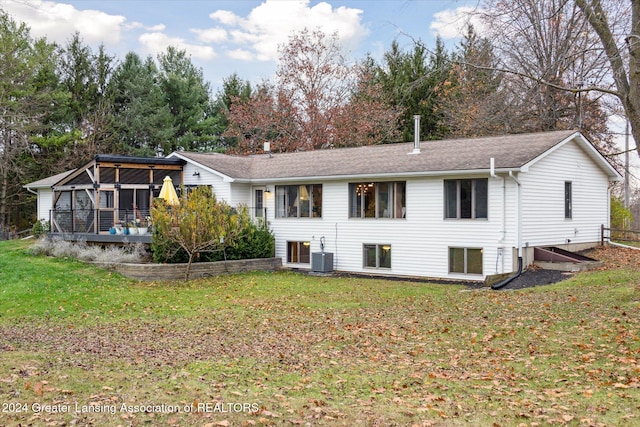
[
  {"left": 411, "top": 115, "right": 421, "bottom": 154},
  {"left": 263, "top": 141, "right": 273, "bottom": 158}
]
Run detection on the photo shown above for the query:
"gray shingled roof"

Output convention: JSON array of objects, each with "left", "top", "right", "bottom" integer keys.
[
  {"left": 24, "top": 169, "right": 76, "bottom": 189},
  {"left": 177, "top": 130, "right": 596, "bottom": 181}
]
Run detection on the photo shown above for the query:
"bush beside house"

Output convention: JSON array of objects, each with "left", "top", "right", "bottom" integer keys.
[{"left": 151, "top": 186, "right": 275, "bottom": 280}]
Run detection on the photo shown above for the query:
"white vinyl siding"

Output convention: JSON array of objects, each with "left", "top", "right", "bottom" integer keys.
[
  {"left": 38, "top": 188, "right": 54, "bottom": 222},
  {"left": 177, "top": 135, "right": 611, "bottom": 280},
  {"left": 270, "top": 178, "right": 512, "bottom": 279},
  {"left": 520, "top": 140, "right": 610, "bottom": 247}
]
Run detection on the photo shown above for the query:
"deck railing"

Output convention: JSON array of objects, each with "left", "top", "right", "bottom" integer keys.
[
  {"left": 50, "top": 209, "right": 151, "bottom": 234},
  {"left": 50, "top": 207, "right": 266, "bottom": 235}
]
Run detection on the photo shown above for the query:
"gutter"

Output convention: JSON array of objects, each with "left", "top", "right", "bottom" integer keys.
[{"left": 244, "top": 167, "right": 522, "bottom": 185}]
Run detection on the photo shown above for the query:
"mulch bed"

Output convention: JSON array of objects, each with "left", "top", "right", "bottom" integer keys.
[
  {"left": 494, "top": 245, "right": 640, "bottom": 290},
  {"left": 494, "top": 267, "right": 569, "bottom": 290}
]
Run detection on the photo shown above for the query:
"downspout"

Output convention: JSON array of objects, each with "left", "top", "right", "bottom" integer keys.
[
  {"left": 491, "top": 257, "right": 523, "bottom": 290},
  {"left": 25, "top": 186, "right": 40, "bottom": 226},
  {"left": 492, "top": 171, "right": 523, "bottom": 290}
]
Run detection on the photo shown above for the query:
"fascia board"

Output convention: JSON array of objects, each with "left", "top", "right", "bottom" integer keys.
[
  {"left": 167, "top": 152, "right": 236, "bottom": 182},
  {"left": 242, "top": 168, "right": 520, "bottom": 184}
]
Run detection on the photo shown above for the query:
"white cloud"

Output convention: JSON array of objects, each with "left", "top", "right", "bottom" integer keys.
[
  {"left": 126, "top": 22, "right": 166, "bottom": 32},
  {"left": 191, "top": 27, "right": 227, "bottom": 44},
  {"left": 209, "top": 10, "right": 240, "bottom": 26},
  {"left": 430, "top": 6, "right": 485, "bottom": 39},
  {"left": 0, "top": 0, "right": 127, "bottom": 44},
  {"left": 203, "top": 0, "right": 368, "bottom": 62},
  {"left": 138, "top": 32, "right": 217, "bottom": 60},
  {"left": 227, "top": 48, "right": 254, "bottom": 61}
]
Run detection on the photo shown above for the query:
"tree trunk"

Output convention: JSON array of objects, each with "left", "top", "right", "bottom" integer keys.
[
  {"left": 0, "top": 166, "right": 7, "bottom": 239},
  {"left": 576, "top": 0, "right": 640, "bottom": 156},
  {"left": 185, "top": 252, "right": 194, "bottom": 282},
  {"left": 627, "top": 0, "right": 640, "bottom": 156}
]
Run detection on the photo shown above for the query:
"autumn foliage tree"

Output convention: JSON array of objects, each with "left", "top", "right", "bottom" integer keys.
[
  {"left": 477, "top": 0, "right": 625, "bottom": 151},
  {"left": 225, "top": 29, "right": 400, "bottom": 153},
  {"left": 436, "top": 26, "right": 508, "bottom": 137},
  {"left": 151, "top": 186, "right": 274, "bottom": 281},
  {"left": 151, "top": 186, "right": 243, "bottom": 281}
]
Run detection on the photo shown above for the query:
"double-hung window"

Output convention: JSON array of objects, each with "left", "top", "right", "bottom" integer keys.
[
  {"left": 349, "top": 182, "right": 406, "bottom": 218},
  {"left": 276, "top": 185, "right": 322, "bottom": 218},
  {"left": 444, "top": 179, "right": 488, "bottom": 219}
]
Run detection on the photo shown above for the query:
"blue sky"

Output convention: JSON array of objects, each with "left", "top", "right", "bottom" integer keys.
[
  {"left": 0, "top": 0, "right": 483, "bottom": 91},
  {"left": 1, "top": 0, "right": 636, "bottom": 176}
]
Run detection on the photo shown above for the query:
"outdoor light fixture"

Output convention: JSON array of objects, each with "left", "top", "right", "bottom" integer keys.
[{"left": 193, "top": 170, "right": 200, "bottom": 177}]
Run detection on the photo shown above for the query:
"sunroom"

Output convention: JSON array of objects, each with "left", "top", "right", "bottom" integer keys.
[{"left": 49, "top": 155, "right": 185, "bottom": 243}]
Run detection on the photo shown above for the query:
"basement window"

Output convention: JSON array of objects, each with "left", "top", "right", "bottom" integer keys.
[
  {"left": 363, "top": 244, "right": 392, "bottom": 269},
  {"left": 287, "top": 241, "right": 310, "bottom": 264},
  {"left": 449, "top": 247, "right": 483, "bottom": 275}
]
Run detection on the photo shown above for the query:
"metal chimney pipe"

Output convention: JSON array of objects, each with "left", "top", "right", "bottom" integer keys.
[{"left": 412, "top": 115, "right": 421, "bottom": 154}]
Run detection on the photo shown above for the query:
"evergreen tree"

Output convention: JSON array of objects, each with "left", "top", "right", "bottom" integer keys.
[
  {"left": 214, "top": 73, "right": 252, "bottom": 150},
  {"left": 437, "top": 25, "right": 508, "bottom": 137},
  {"left": 157, "top": 47, "right": 221, "bottom": 152},
  {"left": 109, "top": 52, "right": 174, "bottom": 155},
  {"left": 57, "top": 33, "right": 116, "bottom": 158},
  {"left": 374, "top": 38, "right": 451, "bottom": 141},
  {"left": 0, "top": 12, "right": 62, "bottom": 232}
]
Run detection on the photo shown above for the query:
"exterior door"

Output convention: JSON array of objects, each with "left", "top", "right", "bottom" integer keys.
[{"left": 254, "top": 188, "right": 265, "bottom": 218}]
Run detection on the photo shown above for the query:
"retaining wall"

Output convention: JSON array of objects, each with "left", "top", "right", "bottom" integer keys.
[{"left": 92, "top": 257, "right": 282, "bottom": 281}]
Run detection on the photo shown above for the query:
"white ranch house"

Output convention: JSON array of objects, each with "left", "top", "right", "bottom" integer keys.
[{"left": 26, "top": 130, "right": 621, "bottom": 281}]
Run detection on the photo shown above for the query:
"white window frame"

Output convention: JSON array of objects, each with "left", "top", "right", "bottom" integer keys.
[
  {"left": 363, "top": 244, "right": 392, "bottom": 269},
  {"left": 444, "top": 179, "right": 488, "bottom": 220},
  {"left": 449, "top": 247, "right": 483, "bottom": 275},
  {"left": 349, "top": 182, "right": 406, "bottom": 219},
  {"left": 287, "top": 241, "right": 310, "bottom": 264}
]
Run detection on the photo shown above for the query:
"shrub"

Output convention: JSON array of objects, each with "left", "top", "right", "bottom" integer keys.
[
  {"left": 31, "top": 219, "right": 50, "bottom": 237},
  {"left": 151, "top": 187, "right": 275, "bottom": 278},
  {"left": 30, "top": 237, "right": 148, "bottom": 264},
  {"left": 226, "top": 219, "right": 275, "bottom": 260}
]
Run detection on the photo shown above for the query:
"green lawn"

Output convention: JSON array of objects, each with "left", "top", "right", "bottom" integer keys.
[{"left": 1, "top": 239, "right": 639, "bottom": 426}]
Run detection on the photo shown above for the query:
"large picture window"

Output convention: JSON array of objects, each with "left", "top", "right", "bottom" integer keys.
[
  {"left": 449, "top": 247, "right": 483, "bottom": 275},
  {"left": 363, "top": 244, "right": 392, "bottom": 269},
  {"left": 276, "top": 185, "right": 322, "bottom": 218},
  {"left": 444, "top": 179, "right": 488, "bottom": 219},
  {"left": 349, "top": 182, "right": 406, "bottom": 219}
]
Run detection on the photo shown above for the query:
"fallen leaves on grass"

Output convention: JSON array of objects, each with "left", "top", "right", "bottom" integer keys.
[{"left": 1, "top": 248, "right": 639, "bottom": 425}]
